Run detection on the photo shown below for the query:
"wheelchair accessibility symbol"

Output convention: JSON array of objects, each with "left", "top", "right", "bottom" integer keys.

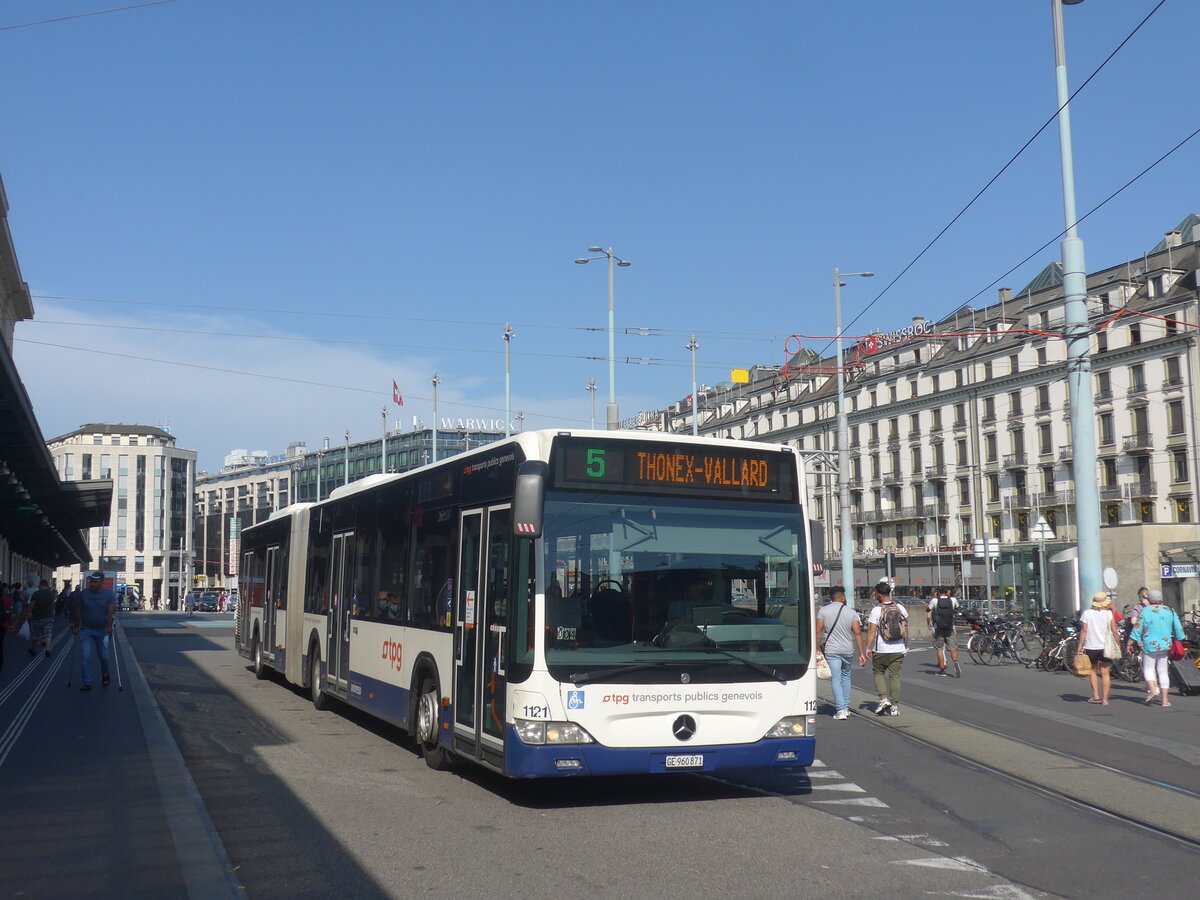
[{"left": 567, "top": 690, "right": 585, "bottom": 710}]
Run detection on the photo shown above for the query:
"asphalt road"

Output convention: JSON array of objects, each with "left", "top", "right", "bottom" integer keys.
[
  {"left": 119, "top": 615, "right": 1051, "bottom": 899},
  {"left": 7, "top": 615, "right": 1197, "bottom": 899}
]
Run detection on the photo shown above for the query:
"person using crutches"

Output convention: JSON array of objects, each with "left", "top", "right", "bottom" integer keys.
[{"left": 72, "top": 572, "right": 116, "bottom": 691}]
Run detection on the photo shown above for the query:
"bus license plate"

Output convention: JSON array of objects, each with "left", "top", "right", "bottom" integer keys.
[{"left": 665, "top": 754, "right": 704, "bottom": 769}]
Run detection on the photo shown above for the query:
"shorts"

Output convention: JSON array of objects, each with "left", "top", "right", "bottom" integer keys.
[
  {"left": 32, "top": 618, "right": 54, "bottom": 641},
  {"left": 932, "top": 630, "right": 957, "bottom": 651},
  {"left": 1082, "top": 648, "right": 1107, "bottom": 666}
]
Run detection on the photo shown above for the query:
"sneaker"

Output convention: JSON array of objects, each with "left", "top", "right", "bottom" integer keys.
[
  {"left": 80, "top": 684, "right": 92, "bottom": 692},
  {"left": 874, "top": 698, "right": 892, "bottom": 715},
  {"left": 953, "top": 660, "right": 962, "bottom": 678},
  {"left": 934, "top": 669, "right": 948, "bottom": 676},
  {"left": 887, "top": 704, "right": 900, "bottom": 717},
  {"left": 833, "top": 709, "right": 849, "bottom": 720}
]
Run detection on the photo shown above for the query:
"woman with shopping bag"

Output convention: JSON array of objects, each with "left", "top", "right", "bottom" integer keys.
[{"left": 1077, "top": 593, "right": 1121, "bottom": 705}]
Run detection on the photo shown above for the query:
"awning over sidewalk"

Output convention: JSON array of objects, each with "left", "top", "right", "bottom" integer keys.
[{"left": 0, "top": 326, "right": 110, "bottom": 568}]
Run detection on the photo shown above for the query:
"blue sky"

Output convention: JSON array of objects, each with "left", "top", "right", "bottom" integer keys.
[{"left": 4, "top": 0, "right": 1197, "bottom": 470}]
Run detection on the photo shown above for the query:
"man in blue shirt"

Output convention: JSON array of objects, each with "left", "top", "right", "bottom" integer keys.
[{"left": 72, "top": 572, "right": 116, "bottom": 691}]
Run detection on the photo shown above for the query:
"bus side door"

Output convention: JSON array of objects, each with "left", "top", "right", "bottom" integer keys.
[
  {"left": 328, "top": 531, "right": 355, "bottom": 689},
  {"left": 453, "top": 505, "right": 511, "bottom": 766}
]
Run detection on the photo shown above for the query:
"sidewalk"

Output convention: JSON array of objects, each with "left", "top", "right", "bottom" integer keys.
[{"left": 0, "top": 617, "right": 242, "bottom": 900}]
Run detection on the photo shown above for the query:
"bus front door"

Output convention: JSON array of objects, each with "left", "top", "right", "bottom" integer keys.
[
  {"left": 328, "top": 531, "right": 354, "bottom": 689},
  {"left": 454, "top": 505, "right": 511, "bottom": 766}
]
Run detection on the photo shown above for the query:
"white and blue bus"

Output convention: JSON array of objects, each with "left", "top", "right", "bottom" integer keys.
[{"left": 237, "top": 429, "right": 818, "bottom": 778}]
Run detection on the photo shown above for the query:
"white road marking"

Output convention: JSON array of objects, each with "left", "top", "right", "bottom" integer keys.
[
  {"left": 812, "top": 796, "right": 890, "bottom": 807},
  {"left": 927, "top": 885, "right": 1043, "bottom": 899},
  {"left": 805, "top": 769, "right": 846, "bottom": 778},
  {"left": 810, "top": 782, "right": 866, "bottom": 792},
  {"left": 893, "top": 856, "right": 988, "bottom": 872}
]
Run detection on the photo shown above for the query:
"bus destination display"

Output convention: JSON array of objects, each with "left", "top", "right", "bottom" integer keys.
[{"left": 554, "top": 438, "right": 792, "bottom": 499}]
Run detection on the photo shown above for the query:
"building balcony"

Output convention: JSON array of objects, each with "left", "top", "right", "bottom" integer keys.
[
  {"left": 1003, "top": 452, "right": 1028, "bottom": 469},
  {"left": 1126, "top": 384, "right": 1149, "bottom": 399},
  {"left": 1162, "top": 377, "right": 1184, "bottom": 392},
  {"left": 1129, "top": 479, "right": 1157, "bottom": 499},
  {"left": 1036, "top": 489, "right": 1074, "bottom": 507},
  {"left": 981, "top": 413, "right": 997, "bottom": 424},
  {"left": 1059, "top": 446, "right": 1073, "bottom": 462},
  {"left": 925, "top": 465, "right": 948, "bottom": 481},
  {"left": 953, "top": 419, "right": 968, "bottom": 432},
  {"left": 1099, "top": 485, "right": 1122, "bottom": 501},
  {"left": 882, "top": 473, "right": 903, "bottom": 486},
  {"left": 1122, "top": 433, "right": 1153, "bottom": 453},
  {"left": 1034, "top": 401, "right": 1052, "bottom": 414},
  {"left": 1094, "top": 389, "right": 1113, "bottom": 404}
]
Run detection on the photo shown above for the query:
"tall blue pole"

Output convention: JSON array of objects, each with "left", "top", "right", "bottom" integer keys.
[{"left": 1052, "top": 0, "right": 1100, "bottom": 608}]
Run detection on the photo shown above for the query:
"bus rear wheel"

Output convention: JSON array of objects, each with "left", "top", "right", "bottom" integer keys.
[
  {"left": 310, "top": 650, "right": 331, "bottom": 710},
  {"left": 415, "top": 676, "right": 451, "bottom": 770},
  {"left": 252, "top": 633, "right": 268, "bottom": 680}
]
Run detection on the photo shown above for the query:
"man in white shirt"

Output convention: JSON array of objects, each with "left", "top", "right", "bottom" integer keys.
[
  {"left": 926, "top": 587, "right": 962, "bottom": 677},
  {"left": 865, "top": 582, "right": 909, "bottom": 717}
]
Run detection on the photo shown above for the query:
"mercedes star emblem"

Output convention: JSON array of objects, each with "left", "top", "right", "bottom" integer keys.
[{"left": 673, "top": 714, "right": 697, "bottom": 741}]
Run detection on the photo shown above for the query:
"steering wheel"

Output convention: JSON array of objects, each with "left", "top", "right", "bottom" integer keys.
[{"left": 722, "top": 609, "right": 754, "bottom": 623}]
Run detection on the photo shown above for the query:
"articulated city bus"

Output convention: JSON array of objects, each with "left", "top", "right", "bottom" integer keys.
[{"left": 236, "top": 429, "right": 818, "bottom": 778}]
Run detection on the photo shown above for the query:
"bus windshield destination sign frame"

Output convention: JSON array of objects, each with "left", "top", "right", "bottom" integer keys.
[{"left": 553, "top": 437, "right": 794, "bottom": 501}]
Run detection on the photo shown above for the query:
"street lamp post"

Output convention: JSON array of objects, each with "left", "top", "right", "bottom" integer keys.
[
  {"left": 1051, "top": 0, "right": 1101, "bottom": 606},
  {"left": 503, "top": 323, "right": 515, "bottom": 438},
  {"left": 1033, "top": 515, "right": 1055, "bottom": 611},
  {"left": 686, "top": 335, "right": 700, "bottom": 436},
  {"left": 381, "top": 406, "right": 389, "bottom": 474},
  {"left": 835, "top": 268, "right": 874, "bottom": 603},
  {"left": 586, "top": 379, "right": 597, "bottom": 429},
  {"left": 343, "top": 430, "right": 351, "bottom": 486},
  {"left": 575, "top": 246, "right": 631, "bottom": 430},
  {"left": 431, "top": 372, "right": 441, "bottom": 463}
]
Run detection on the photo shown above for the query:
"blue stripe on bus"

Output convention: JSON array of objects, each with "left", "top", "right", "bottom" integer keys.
[
  {"left": 503, "top": 726, "right": 814, "bottom": 778},
  {"left": 343, "top": 669, "right": 414, "bottom": 730}
]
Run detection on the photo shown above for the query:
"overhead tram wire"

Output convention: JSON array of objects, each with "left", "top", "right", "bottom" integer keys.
[
  {"left": 823, "top": 0, "right": 1169, "bottom": 354},
  {"left": 22, "top": 319, "right": 763, "bottom": 374},
  {"left": 13, "top": 338, "right": 592, "bottom": 427},
  {"left": 32, "top": 293, "right": 783, "bottom": 344},
  {"left": 0, "top": 0, "right": 183, "bottom": 32}
]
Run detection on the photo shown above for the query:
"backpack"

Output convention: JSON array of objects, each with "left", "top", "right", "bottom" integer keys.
[
  {"left": 878, "top": 604, "right": 907, "bottom": 645},
  {"left": 932, "top": 596, "right": 955, "bottom": 633}
]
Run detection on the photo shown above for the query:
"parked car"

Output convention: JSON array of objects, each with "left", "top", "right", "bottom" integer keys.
[{"left": 198, "top": 592, "right": 220, "bottom": 612}]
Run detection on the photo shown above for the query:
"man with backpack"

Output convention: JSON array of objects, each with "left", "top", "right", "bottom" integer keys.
[
  {"left": 927, "top": 586, "right": 962, "bottom": 677},
  {"left": 865, "top": 581, "right": 908, "bottom": 717}
]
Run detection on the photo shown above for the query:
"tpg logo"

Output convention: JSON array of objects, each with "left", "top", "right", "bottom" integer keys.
[{"left": 380, "top": 639, "right": 403, "bottom": 671}]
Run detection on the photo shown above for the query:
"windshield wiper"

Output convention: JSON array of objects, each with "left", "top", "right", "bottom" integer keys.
[
  {"left": 692, "top": 648, "right": 788, "bottom": 684},
  {"left": 568, "top": 661, "right": 677, "bottom": 686}
]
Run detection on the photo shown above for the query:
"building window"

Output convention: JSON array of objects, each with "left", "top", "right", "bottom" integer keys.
[
  {"left": 1105, "top": 504, "right": 1119, "bottom": 526},
  {"left": 1037, "top": 384, "right": 1050, "bottom": 411},
  {"left": 1038, "top": 423, "right": 1052, "bottom": 455},
  {"left": 909, "top": 413, "right": 920, "bottom": 434},
  {"left": 1129, "top": 323, "right": 1141, "bottom": 345},
  {"left": 1173, "top": 449, "right": 1188, "bottom": 483},
  {"left": 954, "top": 403, "right": 966, "bottom": 427},
  {"left": 1139, "top": 501, "right": 1153, "bottom": 524},
  {"left": 1009, "top": 354, "right": 1019, "bottom": 374},
  {"left": 1096, "top": 332, "right": 1108, "bottom": 353},
  {"left": 1177, "top": 498, "right": 1192, "bottom": 524},
  {"left": 1168, "top": 400, "right": 1184, "bottom": 434},
  {"left": 1165, "top": 356, "right": 1182, "bottom": 385},
  {"left": 931, "top": 409, "right": 942, "bottom": 430},
  {"left": 956, "top": 439, "right": 968, "bottom": 466},
  {"left": 987, "top": 474, "right": 999, "bottom": 502},
  {"left": 1041, "top": 465, "right": 1055, "bottom": 493},
  {"left": 983, "top": 397, "right": 995, "bottom": 420},
  {"left": 1129, "top": 364, "right": 1145, "bottom": 393},
  {"left": 1098, "top": 413, "right": 1113, "bottom": 445},
  {"left": 1037, "top": 347, "right": 1047, "bottom": 366},
  {"left": 1166, "top": 317, "right": 1178, "bottom": 336},
  {"left": 958, "top": 477, "right": 971, "bottom": 506},
  {"left": 985, "top": 433, "right": 997, "bottom": 462},
  {"left": 983, "top": 362, "right": 993, "bottom": 381},
  {"left": 1102, "top": 458, "right": 1116, "bottom": 487},
  {"left": 1009, "top": 391, "right": 1022, "bottom": 415}
]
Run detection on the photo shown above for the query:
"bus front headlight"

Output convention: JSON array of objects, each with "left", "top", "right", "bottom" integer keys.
[
  {"left": 765, "top": 715, "right": 810, "bottom": 739},
  {"left": 514, "top": 720, "right": 596, "bottom": 745}
]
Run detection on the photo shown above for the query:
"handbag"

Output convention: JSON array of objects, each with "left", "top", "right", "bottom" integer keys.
[
  {"left": 17, "top": 620, "right": 30, "bottom": 641},
  {"left": 1103, "top": 628, "right": 1121, "bottom": 661},
  {"left": 1073, "top": 652, "right": 1092, "bottom": 677},
  {"left": 1168, "top": 639, "right": 1187, "bottom": 662},
  {"left": 815, "top": 652, "right": 832, "bottom": 680}
]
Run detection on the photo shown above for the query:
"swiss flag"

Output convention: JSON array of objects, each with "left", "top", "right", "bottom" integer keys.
[{"left": 392, "top": 380, "right": 404, "bottom": 406}]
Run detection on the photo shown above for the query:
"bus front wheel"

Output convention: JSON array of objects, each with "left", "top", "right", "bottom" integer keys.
[{"left": 415, "top": 676, "right": 451, "bottom": 770}]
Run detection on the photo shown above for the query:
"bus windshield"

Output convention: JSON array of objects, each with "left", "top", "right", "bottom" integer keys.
[{"left": 541, "top": 491, "right": 811, "bottom": 683}]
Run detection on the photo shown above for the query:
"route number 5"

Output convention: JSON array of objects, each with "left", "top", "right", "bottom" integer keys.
[{"left": 586, "top": 448, "right": 606, "bottom": 478}]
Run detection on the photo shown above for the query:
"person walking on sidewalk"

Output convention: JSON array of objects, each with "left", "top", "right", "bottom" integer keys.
[
  {"left": 1127, "top": 589, "right": 1186, "bottom": 708},
  {"left": 817, "top": 588, "right": 866, "bottom": 720},
  {"left": 24, "top": 579, "right": 57, "bottom": 658},
  {"left": 72, "top": 572, "right": 116, "bottom": 691},
  {"left": 183, "top": 590, "right": 197, "bottom": 618},
  {"left": 865, "top": 582, "right": 909, "bottom": 717},
  {"left": 0, "top": 585, "right": 11, "bottom": 671},
  {"left": 1077, "top": 592, "right": 1121, "bottom": 705},
  {"left": 926, "top": 586, "right": 962, "bottom": 677}
]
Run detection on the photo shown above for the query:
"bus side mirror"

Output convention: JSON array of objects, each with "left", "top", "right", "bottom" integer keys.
[
  {"left": 809, "top": 520, "right": 825, "bottom": 575},
  {"left": 512, "top": 461, "right": 548, "bottom": 539}
]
